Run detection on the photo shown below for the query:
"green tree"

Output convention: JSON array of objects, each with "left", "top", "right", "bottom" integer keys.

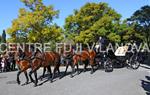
[
  {"left": 127, "top": 5, "right": 150, "bottom": 47},
  {"left": 1, "top": 30, "right": 6, "bottom": 51},
  {"left": 64, "top": 2, "right": 121, "bottom": 44},
  {"left": 0, "top": 35, "right": 2, "bottom": 42},
  {"left": 2, "top": 30, "right": 6, "bottom": 43},
  {"left": 7, "top": 0, "right": 63, "bottom": 43}
]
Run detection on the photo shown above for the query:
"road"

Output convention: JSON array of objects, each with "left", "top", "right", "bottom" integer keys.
[{"left": 0, "top": 65, "right": 150, "bottom": 95}]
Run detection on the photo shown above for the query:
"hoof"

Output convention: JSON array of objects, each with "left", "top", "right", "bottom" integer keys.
[
  {"left": 25, "top": 82, "right": 29, "bottom": 85},
  {"left": 90, "top": 71, "right": 94, "bottom": 74},
  {"left": 70, "top": 75, "right": 74, "bottom": 78},
  {"left": 83, "top": 70, "right": 86, "bottom": 72},
  {"left": 34, "top": 84, "right": 37, "bottom": 87},
  {"left": 50, "top": 79, "right": 53, "bottom": 83},
  {"left": 40, "top": 78, "right": 43, "bottom": 81},
  {"left": 49, "top": 75, "right": 52, "bottom": 79},
  {"left": 31, "top": 80, "right": 35, "bottom": 83},
  {"left": 21, "top": 82, "right": 28, "bottom": 86},
  {"left": 59, "top": 76, "right": 63, "bottom": 79},
  {"left": 17, "top": 81, "right": 21, "bottom": 85},
  {"left": 17, "top": 80, "right": 21, "bottom": 85}
]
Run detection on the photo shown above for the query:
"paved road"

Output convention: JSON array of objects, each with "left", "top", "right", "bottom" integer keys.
[{"left": 0, "top": 65, "right": 150, "bottom": 95}]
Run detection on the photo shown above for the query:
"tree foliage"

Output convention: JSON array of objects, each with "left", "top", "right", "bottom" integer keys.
[
  {"left": 2, "top": 30, "right": 6, "bottom": 43},
  {"left": 1, "top": 30, "right": 7, "bottom": 51},
  {"left": 64, "top": 2, "right": 122, "bottom": 44},
  {"left": 6, "top": 1, "right": 148, "bottom": 47},
  {"left": 7, "top": 0, "right": 63, "bottom": 43},
  {"left": 127, "top": 5, "right": 150, "bottom": 47}
]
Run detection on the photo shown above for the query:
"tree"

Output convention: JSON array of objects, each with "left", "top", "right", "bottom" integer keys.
[
  {"left": 7, "top": 0, "right": 63, "bottom": 43},
  {"left": 0, "top": 35, "right": 2, "bottom": 42},
  {"left": 127, "top": 5, "right": 150, "bottom": 47},
  {"left": 2, "top": 30, "right": 6, "bottom": 43},
  {"left": 1, "top": 30, "right": 7, "bottom": 51},
  {"left": 64, "top": 2, "right": 122, "bottom": 44}
]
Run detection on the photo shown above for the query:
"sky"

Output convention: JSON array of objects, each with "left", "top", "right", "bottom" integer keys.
[{"left": 0, "top": 0, "right": 149, "bottom": 37}]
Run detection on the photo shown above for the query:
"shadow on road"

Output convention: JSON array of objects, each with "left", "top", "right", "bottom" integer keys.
[
  {"left": 37, "top": 68, "right": 95, "bottom": 86},
  {"left": 140, "top": 65, "right": 150, "bottom": 69},
  {"left": 141, "top": 76, "right": 150, "bottom": 95},
  {"left": 37, "top": 71, "right": 75, "bottom": 86}
]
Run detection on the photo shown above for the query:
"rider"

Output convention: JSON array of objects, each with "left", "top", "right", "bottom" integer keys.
[
  {"left": 30, "top": 45, "right": 43, "bottom": 60},
  {"left": 30, "top": 45, "right": 35, "bottom": 60},
  {"left": 18, "top": 48, "right": 25, "bottom": 60}
]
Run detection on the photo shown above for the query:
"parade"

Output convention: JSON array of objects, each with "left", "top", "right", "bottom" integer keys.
[{"left": 0, "top": 0, "right": 150, "bottom": 95}]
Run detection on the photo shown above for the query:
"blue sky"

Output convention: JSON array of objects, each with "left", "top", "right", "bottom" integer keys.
[{"left": 0, "top": 0, "right": 149, "bottom": 37}]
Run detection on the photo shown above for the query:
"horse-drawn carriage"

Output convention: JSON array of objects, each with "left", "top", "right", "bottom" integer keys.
[
  {"left": 104, "top": 45, "right": 140, "bottom": 72},
  {"left": 95, "top": 45, "right": 141, "bottom": 72}
]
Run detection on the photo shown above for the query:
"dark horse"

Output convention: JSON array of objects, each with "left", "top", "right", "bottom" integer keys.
[
  {"left": 60, "top": 46, "right": 75, "bottom": 78},
  {"left": 15, "top": 47, "right": 53, "bottom": 86},
  {"left": 29, "top": 51, "right": 61, "bottom": 86},
  {"left": 73, "top": 49, "right": 96, "bottom": 74},
  {"left": 15, "top": 48, "right": 33, "bottom": 85}
]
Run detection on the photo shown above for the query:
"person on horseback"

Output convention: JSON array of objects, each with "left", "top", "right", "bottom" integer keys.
[
  {"left": 30, "top": 45, "right": 36, "bottom": 60},
  {"left": 30, "top": 45, "right": 43, "bottom": 60},
  {"left": 61, "top": 44, "right": 73, "bottom": 64},
  {"left": 18, "top": 48, "right": 25, "bottom": 60}
]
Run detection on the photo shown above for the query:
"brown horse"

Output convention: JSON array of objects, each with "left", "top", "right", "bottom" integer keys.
[
  {"left": 1, "top": 50, "right": 29, "bottom": 85},
  {"left": 29, "top": 51, "right": 61, "bottom": 86},
  {"left": 15, "top": 46, "right": 50, "bottom": 85},
  {"left": 60, "top": 46, "right": 74, "bottom": 78},
  {"left": 16, "top": 59, "right": 30, "bottom": 85},
  {"left": 73, "top": 49, "right": 96, "bottom": 74},
  {"left": 15, "top": 48, "right": 33, "bottom": 85}
]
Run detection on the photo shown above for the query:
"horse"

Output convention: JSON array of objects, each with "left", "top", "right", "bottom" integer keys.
[
  {"left": 73, "top": 49, "right": 96, "bottom": 74},
  {"left": 60, "top": 45, "right": 75, "bottom": 78},
  {"left": 14, "top": 48, "right": 33, "bottom": 85},
  {"left": 16, "top": 59, "right": 31, "bottom": 85},
  {"left": 29, "top": 51, "right": 61, "bottom": 86},
  {"left": 15, "top": 46, "right": 53, "bottom": 86}
]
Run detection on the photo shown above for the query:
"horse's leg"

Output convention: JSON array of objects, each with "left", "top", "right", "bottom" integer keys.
[
  {"left": 40, "top": 67, "right": 46, "bottom": 81},
  {"left": 17, "top": 70, "right": 22, "bottom": 85},
  {"left": 47, "top": 65, "right": 52, "bottom": 78},
  {"left": 29, "top": 70, "right": 34, "bottom": 83},
  {"left": 17, "top": 67, "right": 29, "bottom": 85},
  {"left": 29, "top": 67, "right": 39, "bottom": 87},
  {"left": 64, "top": 60, "right": 69, "bottom": 76},
  {"left": 51, "top": 63, "right": 60, "bottom": 83},
  {"left": 90, "top": 65, "right": 94, "bottom": 74},
  {"left": 57, "top": 63, "right": 60, "bottom": 75},
  {"left": 97, "top": 61, "right": 101, "bottom": 69},
  {"left": 84, "top": 61, "right": 88, "bottom": 72},
  {"left": 76, "top": 63, "right": 80, "bottom": 75},
  {"left": 23, "top": 71, "right": 29, "bottom": 85},
  {"left": 70, "top": 62, "right": 75, "bottom": 78},
  {"left": 33, "top": 70, "right": 38, "bottom": 87},
  {"left": 51, "top": 68, "right": 56, "bottom": 83}
]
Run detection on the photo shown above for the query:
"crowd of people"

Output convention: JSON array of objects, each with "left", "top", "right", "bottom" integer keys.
[{"left": 0, "top": 53, "right": 16, "bottom": 73}]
